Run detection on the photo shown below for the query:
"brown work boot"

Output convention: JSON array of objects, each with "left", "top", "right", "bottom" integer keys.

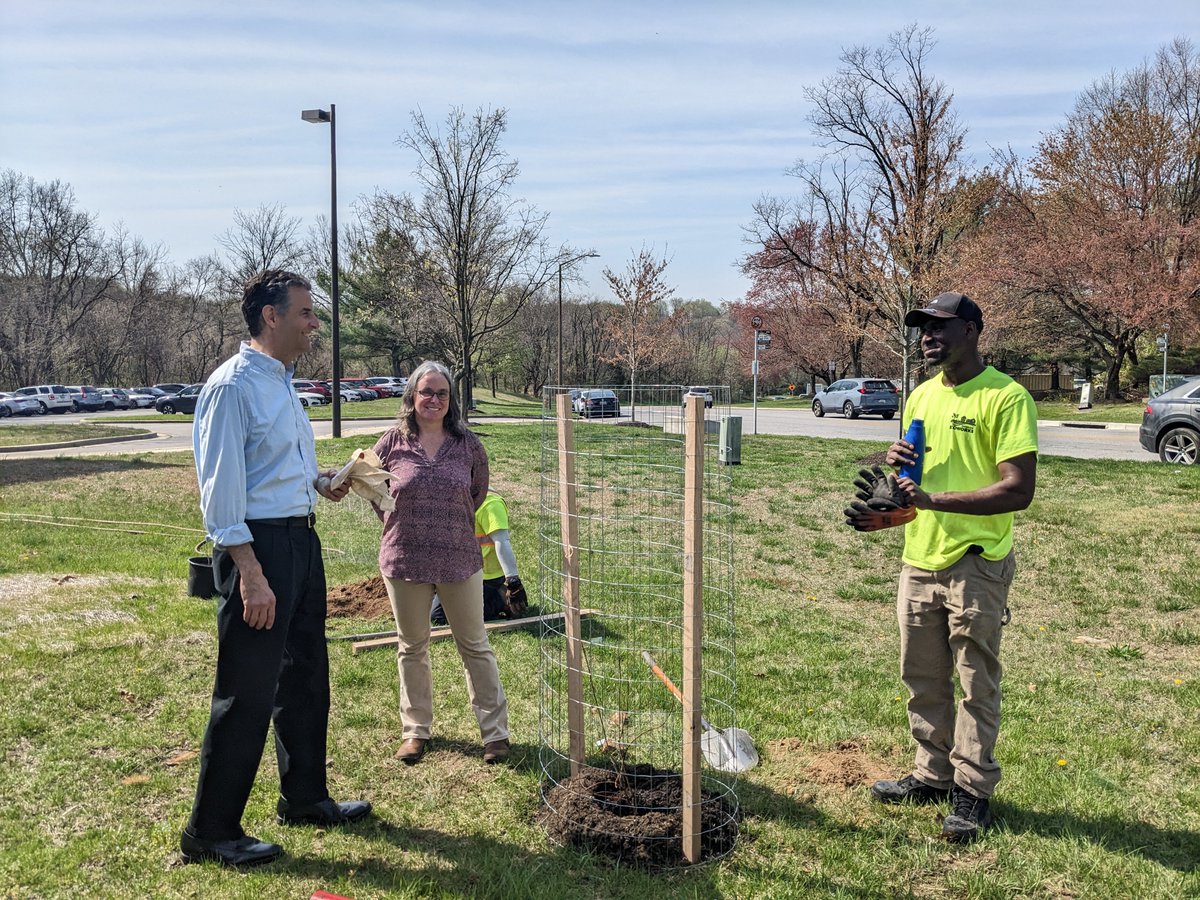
[
  {"left": 395, "top": 737, "right": 428, "bottom": 766},
  {"left": 482, "top": 739, "right": 510, "bottom": 765}
]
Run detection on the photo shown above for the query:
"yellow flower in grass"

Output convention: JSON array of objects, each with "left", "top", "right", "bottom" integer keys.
[
  {"left": 1056, "top": 759, "right": 1067, "bottom": 766},
  {"left": 1174, "top": 678, "right": 1183, "bottom": 685}
]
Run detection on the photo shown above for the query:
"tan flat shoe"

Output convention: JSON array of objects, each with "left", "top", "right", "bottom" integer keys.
[{"left": 395, "top": 737, "right": 428, "bottom": 766}]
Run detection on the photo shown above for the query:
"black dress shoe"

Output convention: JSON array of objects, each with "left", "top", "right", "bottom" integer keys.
[
  {"left": 180, "top": 828, "right": 282, "bottom": 867},
  {"left": 276, "top": 796, "right": 373, "bottom": 827}
]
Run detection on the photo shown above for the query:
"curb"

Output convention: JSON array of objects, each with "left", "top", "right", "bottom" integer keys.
[
  {"left": 1040, "top": 420, "right": 1140, "bottom": 432},
  {"left": 0, "top": 430, "right": 159, "bottom": 453}
]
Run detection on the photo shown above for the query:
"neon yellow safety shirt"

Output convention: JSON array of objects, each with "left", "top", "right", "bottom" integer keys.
[
  {"left": 475, "top": 492, "right": 510, "bottom": 580},
  {"left": 902, "top": 366, "right": 1038, "bottom": 571}
]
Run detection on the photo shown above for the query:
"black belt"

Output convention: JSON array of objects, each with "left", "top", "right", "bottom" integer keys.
[
  {"left": 966, "top": 544, "right": 985, "bottom": 555},
  {"left": 246, "top": 513, "right": 316, "bottom": 529}
]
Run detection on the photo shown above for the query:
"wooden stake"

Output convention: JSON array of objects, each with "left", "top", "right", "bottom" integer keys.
[
  {"left": 557, "top": 394, "right": 585, "bottom": 776},
  {"left": 349, "top": 610, "right": 598, "bottom": 654},
  {"left": 682, "top": 394, "right": 704, "bottom": 863}
]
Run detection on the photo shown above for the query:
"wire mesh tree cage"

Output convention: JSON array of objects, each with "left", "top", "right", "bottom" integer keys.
[{"left": 536, "top": 384, "right": 740, "bottom": 866}]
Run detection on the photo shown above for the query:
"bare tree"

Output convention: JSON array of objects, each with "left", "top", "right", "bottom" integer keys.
[
  {"left": 745, "top": 25, "right": 978, "bottom": 398},
  {"left": 392, "top": 106, "right": 568, "bottom": 410},
  {"left": 0, "top": 170, "right": 116, "bottom": 386},
  {"left": 218, "top": 203, "right": 306, "bottom": 287},
  {"left": 602, "top": 247, "right": 675, "bottom": 417}
]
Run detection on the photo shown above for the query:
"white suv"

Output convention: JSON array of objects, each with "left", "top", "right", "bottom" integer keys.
[{"left": 15, "top": 384, "right": 74, "bottom": 414}]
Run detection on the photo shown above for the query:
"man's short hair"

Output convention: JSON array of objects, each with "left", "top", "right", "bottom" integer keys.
[{"left": 242, "top": 270, "right": 311, "bottom": 337}]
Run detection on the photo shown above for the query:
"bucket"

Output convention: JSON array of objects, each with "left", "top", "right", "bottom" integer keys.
[{"left": 188, "top": 539, "right": 217, "bottom": 598}]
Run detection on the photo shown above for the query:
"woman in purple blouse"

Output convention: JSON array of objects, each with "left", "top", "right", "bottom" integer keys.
[{"left": 372, "top": 360, "right": 510, "bottom": 766}]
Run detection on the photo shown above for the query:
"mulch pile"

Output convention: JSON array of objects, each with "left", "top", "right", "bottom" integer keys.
[
  {"left": 537, "top": 764, "right": 738, "bottom": 868},
  {"left": 327, "top": 576, "right": 392, "bottom": 619}
]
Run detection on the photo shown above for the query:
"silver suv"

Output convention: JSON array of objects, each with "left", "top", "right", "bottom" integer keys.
[
  {"left": 812, "top": 378, "right": 898, "bottom": 419},
  {"left": 15, "top": 384, "right": 74, "bottom": 414}
]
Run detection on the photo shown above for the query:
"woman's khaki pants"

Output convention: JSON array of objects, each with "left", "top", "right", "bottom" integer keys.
[{"left": 382, "top": 569, "right": 509, "bottom": 744}]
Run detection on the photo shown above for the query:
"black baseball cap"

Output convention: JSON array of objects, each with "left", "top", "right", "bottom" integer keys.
[{"left": 905, "top": 292, "right": 984, "bottom": 332}]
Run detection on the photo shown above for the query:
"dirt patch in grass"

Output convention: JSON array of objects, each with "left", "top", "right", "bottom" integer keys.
[
  {"left": 537, "top": 764, "right": 738, "bottom": 868},
  {"left": 766, "top": 736, "right": 895, "bottom": 792},
  {"left": 855, "top": 450, "right": 890, "bottom": 467},
  {"left": 328, "top": 575, "right": 391, "bottom": 618}
]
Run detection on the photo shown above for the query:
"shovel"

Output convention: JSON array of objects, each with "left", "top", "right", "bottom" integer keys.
[{"left": 641, "top": 650, "right": 759, "bottom": 773}]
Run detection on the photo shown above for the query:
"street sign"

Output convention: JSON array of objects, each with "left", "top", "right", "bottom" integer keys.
[
  {"left": 1156, "top": 335, "right": 1168, "bottom": 352},
  {"left": 755, "top": 331, "right": 771, "bottom": 347}
]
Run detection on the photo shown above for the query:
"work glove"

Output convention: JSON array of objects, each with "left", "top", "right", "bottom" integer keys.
[
  {"left": 503, "top": 576, "right": 529, "bottom": 618},
  {"left": 853, "top": 465, "right": 912, "bottom": 512},
  {"left": 845, "top": 465, "right": 916, "bottom": 531},
  {"left": 843, "top": 500, "right": 918, "bottom": 532}
]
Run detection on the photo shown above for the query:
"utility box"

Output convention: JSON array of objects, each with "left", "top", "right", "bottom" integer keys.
[{"left": 719, "top": 415, "right": 742, "bottom": 465}]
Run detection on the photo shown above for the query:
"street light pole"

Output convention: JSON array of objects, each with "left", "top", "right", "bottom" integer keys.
[
  {"left": 301, "top": 105, "right": 341, "bottom": 438},
  {"left": 557, "top": 251, "right": 599, "bottom": 387},
  {"left": 750, "top": 315, "right": 762, "bottom": 435}
]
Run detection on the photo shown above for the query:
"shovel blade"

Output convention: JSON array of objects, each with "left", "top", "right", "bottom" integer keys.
[{"left": 701, "top": 726, "right": 759, "bottom": 773}]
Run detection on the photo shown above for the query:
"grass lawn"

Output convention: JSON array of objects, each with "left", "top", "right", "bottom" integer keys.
[
  {"left": 1033, "top": 399, "right": 1147, "bottom": 425},
  {"left": 0, "top": 422, "right": 148, "bottom": 448},
  {"left": 0, "top": 426, "right": 1197, "bottom": 897}
]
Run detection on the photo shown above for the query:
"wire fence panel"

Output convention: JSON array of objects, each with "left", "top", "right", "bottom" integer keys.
[{"left": 537, "top": 384, "right": 739, "bottom": 865}]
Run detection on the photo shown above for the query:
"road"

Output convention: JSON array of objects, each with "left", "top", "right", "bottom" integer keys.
[{"left": 0, "top": 407, "right": 1150, "bottom": 462}]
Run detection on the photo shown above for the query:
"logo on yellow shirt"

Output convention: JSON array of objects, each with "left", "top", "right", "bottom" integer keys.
[{"left": 949, "top": 413, "right": 977, "bottom": 434}]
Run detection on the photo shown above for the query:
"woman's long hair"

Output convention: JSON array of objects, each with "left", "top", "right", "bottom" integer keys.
[{"left": 395, "top": 360, "right": 466, "bottom": 439}]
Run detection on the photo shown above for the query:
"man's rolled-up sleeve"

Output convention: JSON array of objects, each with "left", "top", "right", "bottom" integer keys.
[{"left": 194, "top": 383, "right": 252, "bottom": 548}]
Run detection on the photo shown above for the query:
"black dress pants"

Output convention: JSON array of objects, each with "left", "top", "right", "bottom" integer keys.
[{"left": 187, "top": 520, "right": 330, "bottom": 840}]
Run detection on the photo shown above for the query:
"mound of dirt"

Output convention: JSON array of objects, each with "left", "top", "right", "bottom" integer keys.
[
  {"left": 327, "top": 576, "right": 391, "bottom": 619},
  {"left": 537, "top": 764, "right": 738, "bottom": 868}
]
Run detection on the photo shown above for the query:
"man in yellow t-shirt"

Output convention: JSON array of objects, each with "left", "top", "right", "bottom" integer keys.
[
  {"left": 431, "top": 492, "right": 528, "bottom": 624},
  {"left": 870, "top": 292, "right": 1038, "bottom": 845}
]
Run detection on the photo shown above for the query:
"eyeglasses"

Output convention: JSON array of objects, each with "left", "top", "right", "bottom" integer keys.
[{"left": 417, "top": 389, "right": 451, "bottom": 401}]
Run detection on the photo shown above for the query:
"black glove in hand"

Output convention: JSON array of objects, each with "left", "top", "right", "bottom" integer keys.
[
  {"left": 853, "top": 465, "right": 912, "bottom": 511},
  {"left": 503, "top": 576, "right": 529, "bottom": 618}
]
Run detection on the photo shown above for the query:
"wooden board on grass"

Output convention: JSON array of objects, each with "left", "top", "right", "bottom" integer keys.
[{"left": 351, "top": 609, "right": 598, "bottom": 654}]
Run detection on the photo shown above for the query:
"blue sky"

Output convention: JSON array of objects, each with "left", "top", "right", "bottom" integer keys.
[{"left": 2, "top": 1, "right": 1198, "bottom": 302}]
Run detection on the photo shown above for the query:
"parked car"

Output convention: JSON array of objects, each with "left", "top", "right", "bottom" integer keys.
[
  {"left": 124, "top": 389, "right": 157, "bottom": 408},
  {"left": 296, "top": 391, "right": 327, "bottom": 407},
  {"left": 154, "top": 383, "right": 189, "bottom": 395},
  {"left": 156, "top": 384, "right": 203, "bottom": 414},
  {"left": 812, "top": 378, "right": 898, "bottom": 419},
  {"left": 0, "top": 391, "right": 41, "bottom": 417},
  {"left": 577, "top": 389, "right": 621, "bottom": 418},
  {"left": 367, "top": 376, "right": 407, "bottom": 394},
  {"left": 1140, "top": 376, "right": 1200, "bottom": 464},
  {"left": 14, "top": 384, "right": 73, "bottom": 414},
  {"left": 98, "top": 388, "right": 133, "bottom": 410},
  {"left": 343, "top": 378, "right": 386, "bottom": 399},
  {"left": 64, "top": 386, "right": 106, "bottom": 412},
  {"left": 132, "top": 386, "right": 168, "bottom": 398},
  {"left": 292, "top": 379, "right": 331, "bottom": 399},
  {"left": 321, "top": 381, "right": 361, "bottom": 402},
  {"left": 681, "top": 386, "right": 714, "bottom": 408}
]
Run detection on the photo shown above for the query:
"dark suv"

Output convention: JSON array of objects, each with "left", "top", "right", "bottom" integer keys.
[{"left": 1140, "top": 377, "right": 1200, "bottom": 464}]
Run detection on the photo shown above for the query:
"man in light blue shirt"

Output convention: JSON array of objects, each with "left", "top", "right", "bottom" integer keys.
[{"left": 181, "top": 270, "right": 372, "bottom": 868}]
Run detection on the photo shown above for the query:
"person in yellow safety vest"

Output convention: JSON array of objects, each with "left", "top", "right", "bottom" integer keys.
[{"left": 431, "top": 492, "right": 528, "bottom": 625}]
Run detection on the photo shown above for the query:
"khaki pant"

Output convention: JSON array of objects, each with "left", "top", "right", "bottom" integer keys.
[
  {"left": 383, "top": 569, "right": 509, "bottom": 744},
  {"left": 897, "top": 550, "right": 1015, "bottom": 798}
]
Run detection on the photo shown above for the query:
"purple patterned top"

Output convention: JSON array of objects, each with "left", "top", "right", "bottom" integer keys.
[{"left": 373, "top": 426, "right": 489, "bottom": 583}]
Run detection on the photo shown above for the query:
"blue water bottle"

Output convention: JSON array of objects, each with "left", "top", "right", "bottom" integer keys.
[{"left": 899, "top": 418, "right": 924, "bottom": 485}]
